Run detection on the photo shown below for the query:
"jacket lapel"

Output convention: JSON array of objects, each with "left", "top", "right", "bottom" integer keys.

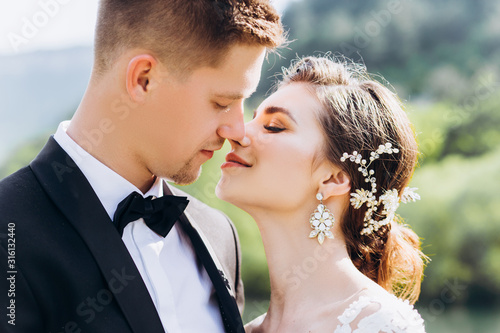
[
  {"left": 163, "top": 182, "right": 244, "bottom": 333},
  {"left": 30, "top": 137, "right": 165, "bottom": 333}
]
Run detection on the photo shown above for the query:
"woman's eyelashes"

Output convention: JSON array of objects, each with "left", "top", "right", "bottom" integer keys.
[
  {"left": 264, "top": 124, "right": 286, "bottom": 133},
  {"left": 252, "top": 110, "right": 288, "bottom": 132}
]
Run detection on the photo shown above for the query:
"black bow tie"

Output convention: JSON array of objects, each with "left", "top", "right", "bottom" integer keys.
[{"left": 113, "top": 192, "right": 189, "bottom": 237}]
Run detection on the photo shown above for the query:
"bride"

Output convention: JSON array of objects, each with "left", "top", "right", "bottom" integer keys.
[{"left": 216, "top": 56, "right": 427, "bottom": 332}]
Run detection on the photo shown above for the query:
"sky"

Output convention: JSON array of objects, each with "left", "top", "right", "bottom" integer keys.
[{"left": 0, "top": 0, "right": 294, "bottom": 56}]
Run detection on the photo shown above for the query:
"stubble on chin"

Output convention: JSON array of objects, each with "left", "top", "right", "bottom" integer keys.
[
  {"left": 158, "top": 140, "right": 222, "bottom": 185},
  {"left": 168, "top": 158, "right": 202, "bottom": 185}
]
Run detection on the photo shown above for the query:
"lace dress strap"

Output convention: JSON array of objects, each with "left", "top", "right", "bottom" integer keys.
[{"left": 334, "top": 294, "right": 426, "bottom": 333}]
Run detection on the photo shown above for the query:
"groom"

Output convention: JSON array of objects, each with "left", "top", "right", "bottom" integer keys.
[{"left": 0, "top": 1, "right": 283, "bottom": 332}]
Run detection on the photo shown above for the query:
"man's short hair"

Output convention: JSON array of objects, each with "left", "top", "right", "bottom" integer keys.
[{"left": 94, "top": 0, "right": 285, "bottom": 76}]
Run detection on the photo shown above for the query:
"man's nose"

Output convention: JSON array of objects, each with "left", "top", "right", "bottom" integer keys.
[{"left": 217, "top": 101, "right": 246, "bottom": 142}]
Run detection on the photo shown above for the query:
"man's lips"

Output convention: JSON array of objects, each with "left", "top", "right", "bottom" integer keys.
[
  {"left": 221, "top": 152, "right": 251, "bottom": 169},
  {"left": 201, "top": 146, "right": 223, "bottom": 159},
  {"left": 201, "top": 150, "right": 215, "bottom": 159}
]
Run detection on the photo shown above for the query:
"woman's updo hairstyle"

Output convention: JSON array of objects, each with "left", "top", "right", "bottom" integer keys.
[{"left": 280, "top": 55, "right": 427, "bottom": 304}]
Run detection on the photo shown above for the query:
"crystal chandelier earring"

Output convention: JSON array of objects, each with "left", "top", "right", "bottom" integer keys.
[{"left": 309, "top": 193, "right": 335, "bottom": 244}]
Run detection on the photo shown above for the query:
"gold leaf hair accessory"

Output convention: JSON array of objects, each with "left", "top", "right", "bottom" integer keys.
[{"left": 340, "top": 143, "right": 420, "bottom": 236}]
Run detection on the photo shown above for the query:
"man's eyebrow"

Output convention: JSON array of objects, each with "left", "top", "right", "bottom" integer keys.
[
  {"left": 263, "top": 106, "right": 297, "bottom": 124},
  {"left": 214, "top": 86, "right": 259, "bottom": 100},
  {"left": 213, "top": 92, "right": 246, "bottom": 100}
]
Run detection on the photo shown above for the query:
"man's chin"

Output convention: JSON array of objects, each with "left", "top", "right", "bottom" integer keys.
[{"left": 168, "top": 166, "right": 202, "bottom": 186}]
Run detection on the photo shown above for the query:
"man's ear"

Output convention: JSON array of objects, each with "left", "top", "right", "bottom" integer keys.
[
  {"left": 126, "top": 54, "right": 158, "bottom": 102},
  {"left": 317, "top": 165, "right": 351, "bottom": 200}
]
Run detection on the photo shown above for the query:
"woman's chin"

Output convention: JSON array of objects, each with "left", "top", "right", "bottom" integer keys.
[
  {"left": 215, "top": 181, "right": 247, "bottom": 209},
  {"left": 214, "top": 182, "right": 227, "bottom": 201},
  {"left": 215, "top": 181, "right": 235, "bottom": 203}
]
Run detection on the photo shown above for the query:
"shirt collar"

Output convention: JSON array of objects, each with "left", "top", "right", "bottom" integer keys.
[{"left": 53, "top": 120, "right": 163, "bottom": 220}]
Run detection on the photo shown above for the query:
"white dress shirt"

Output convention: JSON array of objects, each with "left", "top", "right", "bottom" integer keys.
[{"left": 54, "top": 121, "right": 224, "bottom": 333}]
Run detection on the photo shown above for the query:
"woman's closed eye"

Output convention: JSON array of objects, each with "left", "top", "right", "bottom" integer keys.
[{"left": 264, "top": 124, "right": 285, "bottom": 133}]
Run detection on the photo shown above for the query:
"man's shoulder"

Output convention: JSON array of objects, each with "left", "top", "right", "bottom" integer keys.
[
  {"left": 0, "top": 166, "right": 39, "bottom": 207},
  {"left": 0, "top": 166, "right": 50, "bottom": 234},
  {"left": 0, "top": 165, "right": 33, "bottom": 187}
]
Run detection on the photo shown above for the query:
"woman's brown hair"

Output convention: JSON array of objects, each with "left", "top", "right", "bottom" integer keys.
[{"left": 280, "top": 56, "right": 427, "bottom": 304}]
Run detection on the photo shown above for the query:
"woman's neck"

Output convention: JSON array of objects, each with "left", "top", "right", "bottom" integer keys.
[{"left": 250, "top": 208, "right": 371, "bottom": 331}]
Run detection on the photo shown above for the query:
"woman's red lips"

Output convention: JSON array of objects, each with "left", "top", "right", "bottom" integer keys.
[{"left": 221, "top": 152, "right": 251, "bottom": 168}]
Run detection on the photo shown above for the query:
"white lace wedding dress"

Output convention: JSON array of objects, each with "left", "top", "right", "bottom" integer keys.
[
  {"left": 246, "top": 292, "right": 425, "bottom": 333},
  {"left": 334, "top": 293, "right": 425, "bottom": 333}
]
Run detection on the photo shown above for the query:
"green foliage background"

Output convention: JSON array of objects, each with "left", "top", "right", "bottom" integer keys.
[{"left": 2, "top": 0, "right": 500, "bottom": 330}]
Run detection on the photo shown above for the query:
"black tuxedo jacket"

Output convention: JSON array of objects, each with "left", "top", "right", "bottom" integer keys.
[{"left": 0, "top": 137, "right": 245, "bottom": 333}]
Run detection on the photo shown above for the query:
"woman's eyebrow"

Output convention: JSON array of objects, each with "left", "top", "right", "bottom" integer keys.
[{"left": 263, "top": 106, "right": 297, "bottom": 124}]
